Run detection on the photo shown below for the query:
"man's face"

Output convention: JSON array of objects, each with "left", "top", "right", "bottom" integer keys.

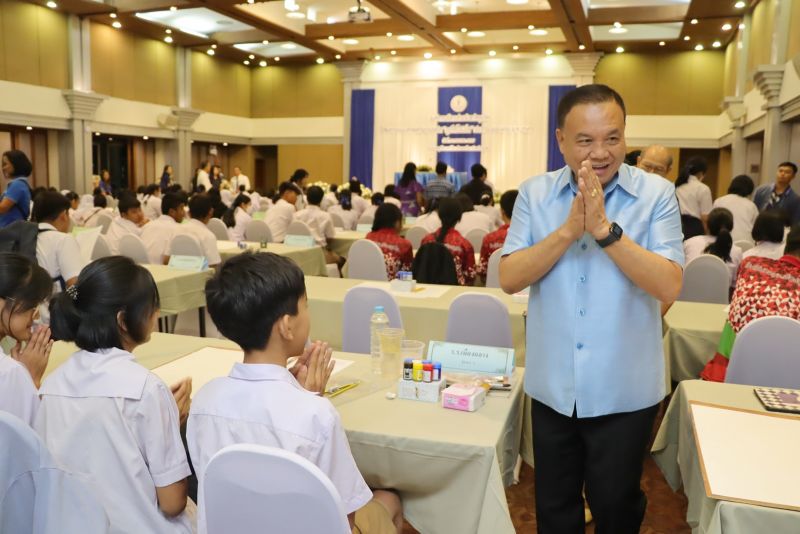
[
  {"left": 556, "top": 101, "right": 626, "bottom": 185},
  {"left": 637, "top": 148, "right": 672, "bottom": 178},
  {"left": 125, "top": 207, "right": 145, "bottom": 225},
  {"left": 776, "top": 165, "right": 796, "bottom": 187},
  {"left": 170, "top": 204, "right": 186, "bottom": 223},
  {"left": 233, "top": 167, "right": 241, "bottom": 176},
  {"left": 284, "top": 190, "right": 298, "bottom": 205}
]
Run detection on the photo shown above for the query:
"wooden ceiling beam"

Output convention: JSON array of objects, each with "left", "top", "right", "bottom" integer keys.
[
  {"left": 587, "top": 5, "right": 687, "bottom": 26},
  {"left": 436, "top": 10, "right": 560, "bottom": 31},
  {"left": 546, "top": 0, "right": 581, "bottom": 51},
  {"left": 305, "top": 19, "right": 408, "bottom": 40},
  {"left": 562, "top": 0, "right": 593, "bottom": 50},
  {"left": 367, "top": 0, "right": 464, "bottom": 53}
]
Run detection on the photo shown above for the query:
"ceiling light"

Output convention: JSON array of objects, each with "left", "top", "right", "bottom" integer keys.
[
  {"left": 615, "top": 46, "right": 624, "bottom": 53},
  {"left": 488, "top": 50, "right": 496, "bottom": 56},
  {"left": 335, "top": 54, "right": 341, "bottom": 59},
  {"left": 95, "top": 132, "right": 100, "bottom": 136},
  {"left": 467, "top": 31, "right": 485, "bottom": 38},
  {"left": 683, "top": 35, "right": 690, "bottom": 41},
  {"left": 247, "top": 0, "right": 254, "bottom": 3},
  {"left": 545, "top": 48, "right": 553, "bottom": 55},
  {"left": 25, "top": 126, "right": 33, "bottom": 131},
  {"left": 578, "top": 44, "right": 586, "bottom": 50},
  {"left": 722, "top": 23, "right": 732, "bottom": 31},
  {"left": 609, "top": 22, "right": 627, "bottom": 34},
  {"left": 259, "top": 60, "right": 267, "bottom": 67},
  {"left": 281, "top": 43, "right": 297, "bottom": 49},
  {"left": 528, "top": 25, "right": 534, "bottom": 30},
  {"left": 211, "top": 44, "right": 217, "bottom": 49},
  {"left": 342, "top": 38, "right": 359, "bottom": 45},
  {"left": 244, "top": 60, "right": 250, "bottom": 65},
  {"left": 712, "top": 40, "right": 722, "bottom": 48},
  {"left": 695, "top": 44, "right": 704, "bottom": 51},
  {"left": 207, "top": 49, "right": 215, "bottom": 55},
  {"left": 262, "top": 40, "right": 269, "bottom": 45},
  {"left": 164, "top": 36, "right": 173, "bottom": 43},
  {"left": 274, "top": 56, "right": 281, "bottom": 61},
  {"left": 249, "top": 54, "right": 255, "bottom": 59},
  {"left": 512, "top": 45, "right": 519, "bottom": 51},
  {"left": 397, "top": 35, "right": 414, "bottom": 41},
  {"left": 460, "top": 28, "right": 467, "bottom": 33},
  {"left": 507, "top": 0, "right": 528, "bottom": 4},
  {"left": 659, "top": 41, "right": 666, "bottom": 46},
  {"left": 690, "top": 18, "right": 698, "bottom": 24},
  {"left": 112, "top": 21, "right": 122, "bottom": 29},
  {"left": 287, "top": 11, "right": 306, "bottom": 19},
  {"left": 734, "top": 1, "right": 745, "bottom": 8},
  {"left": 143, "top": 136, "right": 149, "bottom": 140},
  {"left": 109, "top": 13, "right": 117, "bottom": 19},
  {"left": 170, "top": 6, "right": 177, "bottom": 11},
  {"left": 450, "top": 49, "right": 456, "bottom": 54},
  {"left": 391, "top": 50, "right": 397, "bottom": 55},
  {"left": 165, "top": 29, "right": 172, "bottom": 34},
  {"left": 739, "top": 23, "right": 745, "bottom": 29},
  {"left": 386, "top": 32, "right": 392, "bottom": 37},
  {"left": 316, "top": 58, "right": 324, "bottom": 64},
  {"left": 328, "top": 35, "right": 334, "bottom": 40},
  {"left": 223, "top": 142, "right": 228, "bottom": 146},
  {"left": 374, "top": 55, "right": 381, "bottom": 60},
  {"left": 529, "top": 28, "right": 548, "bottom": 36},
  {"left": 423, "top": 52, "right": 432, "bottom": 59}
]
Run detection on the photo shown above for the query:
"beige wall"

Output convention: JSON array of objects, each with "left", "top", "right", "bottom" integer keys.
[
  {"left": 91, "top": 23, "right": 176, "bottom": 105},
  {"left": 0, "top": 0, "right": 68, "bottom": 88},
  {"left": 277, "top": 145, "right": 343, "bottom": 186},
  {"left": 745, "top": 0, "right": 776, "bottom": 92},
  {"left": 788, "top": 0, "right": 800, "bottom": 60},
  {"left": 251, "top": 64, "right": 343, "bottom": 118},
  {"left": 723, "top": 37, "right": 739, "bottom": 97},
  {"left": 595, "top": 51, "right": 725, "bottom": 115},
  {"left": 191, "top": 52, "right": 251, "bottom": 117}
]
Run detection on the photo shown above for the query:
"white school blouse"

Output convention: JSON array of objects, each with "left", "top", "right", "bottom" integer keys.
[
  {"left": 141, "top": 215, "right": 180, "bottom": 264},
  {"left": 36, "top": 348, "right": 193, "bottom": 534},
  {"left": 0, "top": 347, "right": 39, "bottom": 427},
  {"left": 264, "top": 199, "right": 296, "bottom": 242},
  {"left": 187, "top": 362, "right": 372, "bottom": 534},
  {"left": 228, "top": 207, "right": 251, "bottom": 243},
  {"left": 183, "top": 218, "right": 222, "bottom": 265}
]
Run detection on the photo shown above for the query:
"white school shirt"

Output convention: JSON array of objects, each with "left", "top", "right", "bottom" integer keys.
[
  {"left": 105, "top": 218, "right": 143, "bottom": 255},
  {"left": 295, "top": 192, "right": 307, "bottom": 211},
  {"left": 676, "top": 175, "right": 713, "bottom": 220},
  {"left": 361, "top": 205, "right": 378, "bottom": 220},
  {"left": 228, "top": 207, "right": 251, "bottom": 243},
  {"left": 230, "top": 174, "right": 250, "bottom": 192},
  {"left": 320, "top": 192, "right": 338, "bottom": 211},
  {"left": 295, "top": 205, "right": 335, "bottom": 246},
  {"left": 36, "top": 223, "right": 84, "bottom": 292},
  {"left": 196, "top": 170, "right": 211, "bottom": 192},
  {"left": 712, "top": 194, "right": 759, "bottom": 244},
  {"left": 351, "top": 194, "right": 370, "bottom": 218},
  {"left": 456, "top": 210, "right": 494, "bottom": 236},
  {"left": 35, "top": 348, "right": 193, "bottom": 534},
  {"left": 385, "top": 197, "right": 402, "bottom": 208},
  {"left": 187, "top": 362, "right": 372, "bottom": 534},
  {"left": 0, "top": 347, "right": 39, "bottom": 427},
  {"left": 327, "top": 205, "right": 358, "bottom": 230},
  {"left": 475, "top": 205, "right": 504, "bottom": 229},
  {"left": 743, "top": 241, "right": 785, "bottom": 260},
  {"left": 81, "top": 208, "right": 106, "bottom": 228},
  {"left": 264, "top": 198, "right": 296, "bottom": 242},
  {"left": 413, "top": 211, "right": 441, "bottom": 233},
  {"left": 683, "top": 235, "right": 743, "bottom": 286},
  {"left": 183, "top": 219, "right": 222, "bottom": 266},
  {"left": 143, "top": 195, "right": 163, "bottom": 222},
  {"left": 141, "top": 215, "right": 180, "bottom": 264}
]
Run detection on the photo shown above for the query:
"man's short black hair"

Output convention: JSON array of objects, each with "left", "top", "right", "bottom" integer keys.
[
  {"left": 500, "top": 190, "right": 518, "bottom": 219},
  {"left": 2, "top": 150, "right": 32, "bottom": 177},
  {"left": 32, "top": 191, "right": 69, "bottom": 223},
  {"left": 93, "top": 194, "right": 107, "bottom": 208},
  {"left": 278, "top": 181, "right": 300, "bottom": 196},
  {"left": 161, "top": 192, "right": 185, "bottom": 215},
  {"left": 751, "top": 211, "right": 785, "bottom": 244},
  {"left": 455, "top": 192, "right": 474, "bottom": 212},
  {"left": 470, "top": 163, "right": 487, "bottom": 180},
  {"left": 786, "top": 224, "right": 800, "bottom": 256},
  {"left": 556, "top": 84, "right": 626, "bottom": 129},
  {"left": 371, "top": 192, "right": 384, "bottom": 206},
  {"left": 117, "top": 192, "right": 141, "bottom": 214},
  {"left": 779, "top": 161, "right": 798, "bottom": 174},
  {"left": 435, "top": 162, "right": 448, "bottom": 175},
  {"left": 306, "top": 185, "right": 324, "bottom": 205},
  {"left": 728, "top": 175, "right": 754, "bottom": 197},
  {"left": 205, "top": 252, "right": 306, "bottom": 351},
  {"left": 189, "top": 194, "right": 213, "bottom": 220},
  {"left": 372, "top": 203, "right": 402, "bottom": 232}
]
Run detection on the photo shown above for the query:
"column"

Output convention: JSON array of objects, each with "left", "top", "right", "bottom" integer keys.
[
  {"left": 564, "top": 52, "right": 603, "bottom": 87},
  {"left": 172, "top": 108, "right": 203, "bottom": 189},
  {"left": 754, "top": 65, "right": 788, "bottom": 186},
  {"left": 337, "top": 61, "right": 366, "bottom": 183},
  {"left": 722, "top": 97, "right": 747, "bottom": 176}
]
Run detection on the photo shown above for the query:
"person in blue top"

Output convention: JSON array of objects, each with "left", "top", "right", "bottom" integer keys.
[
  {"left": 499, "top": 85, "right": 684, "bottom": 534},
  {"left": 98, "top": 169, "right": 113, "bottom": 196},
  {"left": 0, "top": 150, "right": 33, "bottom": 227},
  {"left": 753, "top": 161, "right": 800, "bottom": 225}
]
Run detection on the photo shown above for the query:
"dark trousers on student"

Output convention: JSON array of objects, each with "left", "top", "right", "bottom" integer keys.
[{"left": 532, "top": 399, "right": 659, "bottom": 534}]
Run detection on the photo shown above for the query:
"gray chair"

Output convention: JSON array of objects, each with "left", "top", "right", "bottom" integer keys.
[
  {"left": 287, "top": 220, "right": 313, "bottom": 237},
  {"left": 329, "top": 212, "right": 346, "bottom": 229},
  {"left": 405, "top": 226, "right": 428, "bottom": 250},
  {"left": 357, "top": 213, "right": 374, "bottom": 226},
  {"left": 95, "top": 212, "right": 114, "bottom": 235},
  {"left": 677, "top": 254, "right": 730, "bottom": 304},
  {"left": 169, "top": 234, "right": 204, "bottom": 257},
  {"left": 346, "top": 239, "right": 388, "bottom": 281},
  {"left": 734, "top": 239, "right": 755, "bottom": 253},
  {"left": 341, "top": 286, "right": 403, "bottom": 354},
  {"left": 485, "top": 248, "right": 503, "bottom": 288},
  {"left": 118, "top": 234, "right": 150, "bottom": 264},
  {"left": 464, "top": 228, "right": 488, "bottom": 253},
  {"left": 725, "top": 316, "right": 800, "bottom": 388},
  {"left": 207, "top": 218, "right": 230, "bottom": 241},
  {"left": 445, "top": 293, "right": 513, "bottom": 348},
  {"left": 91, "top": 235, "right": 112, "bottom": 260},
  {"left": 245, "top": 220, "right": 272, "bottom": 243}
]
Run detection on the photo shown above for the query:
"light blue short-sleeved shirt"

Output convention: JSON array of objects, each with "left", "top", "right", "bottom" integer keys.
[{"left": 503, "top": 164, "right": 684, "bottom": 418}]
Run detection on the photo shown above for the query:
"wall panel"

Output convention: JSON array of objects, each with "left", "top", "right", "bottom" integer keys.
[{"left": 191, "top": 52, "right": 250, "bottom": 117}]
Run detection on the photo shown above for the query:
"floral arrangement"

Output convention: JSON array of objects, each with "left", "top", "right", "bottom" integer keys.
[{"left": 309, "top": 180, "right": 372, "bottom": 199}]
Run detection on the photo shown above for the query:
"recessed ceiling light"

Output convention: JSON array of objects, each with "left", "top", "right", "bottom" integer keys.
[
  {"left": 328, "top": 35, "right": 334, "bottom": 40},
  {"left": 528, "top": 25, "right": 534, "bottom": 30},
  {"left": 259, "top": 60, "right": 267, "bottom": 67},
  {"left": 391, "top": 50, "right": 397, "bottom": 55},
  {"left": 281, "top": 43, "right": 297, "bottom": 49},
  {"left": 262, "top": 40, "right": 269, "bottom": 45},
  {"left": 249, "top": 54, "right": 255, "bottom": 59},
  {"left": 170, "top": 6, "right": 177, "bottom": 11},
  {"left": 609, "top": 22, "right": 627, "bottom": 34},
  {"left": 211, "top": 44, "right": 217, "bottom": 49},
  {"left": 243, "top": 60, "right": 250, "bottom": 65},
  {"left": 450, "top": 49, "right": 456, "bottom": 54},
  {"left": 507, "top": 0, "right": 528, "bottom": 4},
  {"left": 398, "top": 35, "right": 414, "bottom": 41},
  {"left": 223, "top": 142, "right": 228, "bottom": 146},
  {"left": 374, "top": 55, "right": 380, "bottom": 60},
  {"left": 460, "top": 28, "right": 467, "bottom": 33},
  {"left": 316, "top": 58, "right": 324, "bottom": 64},
  {"left": 722, "top": 23, "right": 732, "bottom": 31},
  {"left": 578, "top": 44, "right": 586, "bottom": 50},
  {"left": 165, "top": 29, "right": 172, "bottom": 34},
  {"left": 109, "top": 13, "right": 117, "bottom": 19},
  {"left": 274, "top": 56, "right": 281, "bottom": 61},
  {"left": 512, "top": 45, "right": 519, "bottom": 51},
  {"left": 46, "top": 1, "right": 57, "bottom": 8},
  {"left": 529, "top": 29, "right": 548, "bottom": 36},
  {"left": 112, "top": 21, "right": 122, "bottom": 29},
  {"left": 467, "top": 31, "right": 485, "bottom": 38},
  {"left": 615, "top": 46, "right": 624, "bottom": 53},
  {"left": 659, "top": 41, "right": 666, "bottom": 46},
  {"left": 95, "top": 132, "right": 100, "bottom": 136},
  {"left": 712, "top": 40, "right": 722, "bottom": 48},
  {"left": 488, "top": 50, "right": 496, "bottom": 56},
  {"left": 386, "top": 32, "right": 392, "bottom": 37},
  {"left": 423, "top": 52, "right": 432, "bottom": 59},
  {"left": 734, "top": 1, "right": 745, "bottom": 8},
  {"left": 695, "top": 44, "right": 704, "bottom": 51},
  {"left": 287, "top": 11, "right": 305, "bottom": 19},
  {"left": 545, "top": 48, "right": 553, "bottom": 55},
  {"left": 739, "top": 23, "right": 745, "bottom": 29},
  {"left": 164, "top": 36, "right": 173, "bottom": 43},
  {"left": 335, "top": 54, "right": 341, "bottom": 59},
  {"left": 690, "top": 18, "right": 698, "bottom": 24},
  {"left": 207, "top": 49, "right": 215, "bottom": 55},
  {"left": 342, "top": 38, "right": 359, "bottom": 45},
  {"left": 25, "top": 126, "right": 33, "bottom": 131},
  {"left": 143, "top": 136, "right": 149, "bottom": 140},
  {"left": 683, "top": 35, "right": 690, "bottom": 41}
]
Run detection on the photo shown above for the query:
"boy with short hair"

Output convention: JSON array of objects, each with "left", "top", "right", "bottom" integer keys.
[{"left": 187, "top": 252, "right": 402, "bottom": 534}]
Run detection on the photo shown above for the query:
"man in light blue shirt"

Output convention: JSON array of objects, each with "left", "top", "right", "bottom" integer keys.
[{"left": 500, "top": 85, "right": 683, "bottom": 534}]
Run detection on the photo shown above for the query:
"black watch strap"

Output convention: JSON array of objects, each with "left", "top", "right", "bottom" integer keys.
[{"left": 596, "top": 222, "right": 623, "bottom": 248}]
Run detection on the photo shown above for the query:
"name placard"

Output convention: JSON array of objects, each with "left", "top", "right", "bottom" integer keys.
[
  {"left": 284, "top": 235, "right": 316, "bottom": 248},
  {"left": 404, "top": 216, "right": 417, "bottom": 225},
  {"left": 356, "top": 224, "right": 373, "bottom": 233},
  {"left": 252, "top": 211, "right": 266, "bottom": 221},
  {"left": 168, "top": 255, "right": 208, "bottom": 272},
  {"left": 427, "top": 340, "right": 514, "bottom": 377}
]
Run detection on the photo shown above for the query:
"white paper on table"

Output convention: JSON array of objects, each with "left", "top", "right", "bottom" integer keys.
[
  {"left": 73, "top": 226, "right": 102, "bottom": 264},
  {"left": 355, "top": 281, "right": 451, "bottom": 299},
  {"left": 152, "top": 347, "right": 354, "bottom": 396},
  {"left": 690, "top": 402, "right": 800, "bottom": 512}
]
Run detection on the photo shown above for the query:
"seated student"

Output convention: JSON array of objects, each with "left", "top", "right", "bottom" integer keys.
[
  {"left": 701, "top": 225, "right": 800, "bottom": 382},
  {"left": 82, "top": 193, "right": 110, "bottom": 228},
  {"left": 206, "top": 188, "right": 227, "bottom": 220},
  {"left": 421, "top": 198, "right": 476, "bottom": 286},
  {"left": 479, "top": 190, "right": 518, "bottom": 277},
  {"left": 454, "top": 193, "right": 493, "bottom": 237},
  {"left": 367, "top": 203, "right": 413, "bottom": 281},
  {"left": 328, "top": 190, "right": 358, "bottom": 231},
  {"left": 187, "top": 252, "right": 403, "bottom": 534},
  {"left": 412, "top": 198, "right": 442, "bottom": 233},
  {"left": 142, "top": 184, "right": 163, "bottom": 222},
  {"left": 683, "top": 207, "right": 743, "bottom": 286},
  {"left": 744, "top": 211, "right": 786, "bottom": 260},
  {"left": 294, "top": 185, "right": 340, "bottom": 265},
  {"left": 349, "top": 179, "right": 370, "bottom": 218},
  {"left": 264, "top": 181, "right": 299, "bottom": 242},
  {"left": 31, "top": 191, "right": 84, "bottom": 295},
  {"left": 0, "top": 254, "right": 53, "bottom": 427},
  {"left": 106, "top": 193, "right": 149, "bottom": 255},
  {"left": 37, "top": 257, "right": 194, "bottom": 533},
  {"left": 141, "top": 192, "right": 186, "bottom": 265},
  {"left": 712, "top": 174, "right": 759, "bottom": 243},
  {"left": 361, "top": 192, "right": 383, "bottom": 221},
  {"left": 383, "top": 185, "right": 402, "bottom": 208},
  {"left": 65, "top": 191, "right": 80, "bottom": 225},
  {"left": 182, "top": 194, "right": 222, "bottom": 269},
  {"left": 320, "top": 184, "right": 338, "bottom": 211},
  {"left": 475, "top": 193, "right": 503, "bottom": 230},
  {"left": 221, "top": 193, "right": 252, "bottom": 243}
]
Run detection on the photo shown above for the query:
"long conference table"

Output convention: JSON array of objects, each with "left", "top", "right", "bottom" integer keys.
[
  {"left": 663, "top": 301, "right": 728, "bottom": 383},
  {"left": 217, "top": 240, "right": 328, "bottom": 276},
  {"left": 45, "top": 333, "right": 525, "bottom": 534}
]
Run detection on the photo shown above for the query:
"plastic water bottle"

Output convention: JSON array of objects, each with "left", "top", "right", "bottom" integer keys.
[{"left": 370, "top": 306, "right": 390, "bottom": 374}]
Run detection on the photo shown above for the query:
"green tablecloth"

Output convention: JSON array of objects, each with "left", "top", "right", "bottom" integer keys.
[
  {"left": 651, "top": 380, "right": 800, "bottom": 533},
  {"left": 144, "top": 264, "right": 212, "bottom": 316},
  {"left": 328, "top": 230, "right": 366, "bottom": 258},
  {"left": 217, "top": 240, "right": 328, "bottom": 276},
  {"left": 46, "top": 333, "right": 524, "bottom": 534},
  {"left": 663, "top": 302, "right": 728, "bottom": 383}
]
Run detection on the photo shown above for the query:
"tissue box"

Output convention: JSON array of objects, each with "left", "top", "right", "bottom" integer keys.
[
  {"left": 397, "top": 378, "right": 445, "bottom": 403},
  {"left": 390, "top": 278, "right": 416, "bottom": 293},
  {"left": 442, "top": 384, "right": 487, "bottom": 412}
]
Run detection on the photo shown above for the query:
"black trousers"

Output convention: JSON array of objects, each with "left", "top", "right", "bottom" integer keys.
[{"left": 531, "top": 399, "right": 659, "bottom": 534}]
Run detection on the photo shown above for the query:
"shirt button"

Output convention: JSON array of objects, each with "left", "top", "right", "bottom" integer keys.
[
  {"left": 576, "top": 342, "right": 584, "bottom": 350},
  {"left": 581, "top": 243, "right": 588, "bottom": 250},
  {"left": 579, "top": 275, "right": 586, "bottom": 283},
  {"left": 579, "top": 308, "right": 586, "bottom": 316}
]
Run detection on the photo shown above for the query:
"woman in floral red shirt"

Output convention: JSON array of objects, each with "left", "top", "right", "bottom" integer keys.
[
  {"left": 421, "top": 198, "right": 476, "bottom": 285},
  {"left": 366, "top": 203, "right": 414, "bottom": 281}
]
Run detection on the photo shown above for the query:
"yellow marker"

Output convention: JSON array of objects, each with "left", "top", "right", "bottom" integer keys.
[{"left": 326, "top": 380, "right": 361, "bottom": 398}]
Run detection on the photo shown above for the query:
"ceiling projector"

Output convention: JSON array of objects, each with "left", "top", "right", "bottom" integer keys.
[{"left": 348, "top": 0, "right": 372, "bottom": 23}]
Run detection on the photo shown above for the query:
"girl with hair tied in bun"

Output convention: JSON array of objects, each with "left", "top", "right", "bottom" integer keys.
[
  {"left": 36, "top": 256, "right": 194, "bottom": 534},
  {"left": 0, "top": 253, "right": 54, "bottom": 427},
  {"left": 683, "top": 207, "right": 744, "bottom": 286}
]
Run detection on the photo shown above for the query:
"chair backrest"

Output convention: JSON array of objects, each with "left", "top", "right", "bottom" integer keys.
[
  {"left": 287, "top": 220, "right": 313, "bottom": 237},
  {"left": 725, "top": 316, "right": 800, "bottom": 388},
  {"left": 734, "top": 239, "right": 755, "bottom": 253},
  {"left": 90, "top": 234, "right": 112, "bottom": 260},
  {"left": 118, "top": 234, "right": 150, "bottom": 264},
  {"left": 412, "top": 242, "right": 458, "bottom": 285},
  {"left": 357, "top": 212, "right": 374, "bottom": 225},
  {"left": 341, "top": 286, "right": 403, "bottom": 353},
  {"left": 202, "top": 444, "right": 350, "bottom": 534},
  {"left": 245, "top": 220, "right": 272, "bottom": 242},
  {"left": 0, "top": 412, "right": 109, "bottom": 534},
  {"left": 485, "top": 248, "right": 503, "bottom": 288},
  {"left": 446, "top": 292, "right": 513, "bottom": 348},
  {"left": 347, "top": 239, "right": 389, "bottom": 281},
  {"left": 464, "top": 228, "right": 488, "bottom": 253},
  {"left": 405, "top": 226, "right": 427, "bottom": 249},
  {"left": 95, "top": 212, "right": 113, "bottom": 235},
  {"left": 677, "top": 254, "right": 730, "bottom": 304},
  {"left": 207, "top": 218, "right": 229, "bottom": 241},
  {"left": 169, "top": 233, "right": 204, "bottom": 257},
  {"left": 329, "top": 211, "right": 345, "bottom": 229}
]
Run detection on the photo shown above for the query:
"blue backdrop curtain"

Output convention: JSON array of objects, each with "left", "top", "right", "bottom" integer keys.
[
  {"left": 349, "top": 89, "right": 375, "bottom": 188},
  {"left": 547, "top": 85, "right": 576, "bottom": 172}
]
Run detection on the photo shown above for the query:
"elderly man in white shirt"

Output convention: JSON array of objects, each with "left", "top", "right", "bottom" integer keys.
[
  {"left": 294, "top": 185, "right": 340, "bottom": 265},
  {"left": 229, "top": 166, "right": 251, "bottom": 193},
  {"left": 141, "top": 192, "right": 186, "bottom": 264},
  {"left": 183, "top": 194, "right": 222, "bottom": 269},
  {"left": 105, "top": 193, "right": 149, "bottom": 254},
  {"left": 196, "top": 161, "right": 212, "bottom": 192},
  {"left": 264, "top": 181, "right": 299, "bottom": 243}
]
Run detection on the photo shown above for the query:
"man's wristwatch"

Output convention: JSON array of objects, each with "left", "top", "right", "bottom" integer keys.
[{"left": 596, "top": 222, "right": 623, "bottom": 248}]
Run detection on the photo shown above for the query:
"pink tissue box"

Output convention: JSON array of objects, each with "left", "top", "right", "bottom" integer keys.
[{"left": 442, "top": 384, "right": 487, "bottom": 412}]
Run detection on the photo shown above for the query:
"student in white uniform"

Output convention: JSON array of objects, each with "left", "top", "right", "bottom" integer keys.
[
  {"left": 141, "top": 192, "right": 186, "bottom": 264},
  {"left": 81, "top": 194, "right": 111, "bottom": 229},
  {"left": 412, "top": 198, "right": 443, "bottom": 233},
  {"left": 475, "top": 193, "right": 504, "bottom": 230},
  {"left": 289, "top": 169, "right": 309, "bottom": 211},
  {"left": 142, "top": 184, "right": 163, "bottom": 222},
  {"left": 188, "top": 252, "right": 403, "bottom": 534},
  {"left": 222, "top": 194, "right": 252, "bottom": 243},
  {"left": 0, "top": 254, "right": 53, "bottom": 427},
  {"left": 105, "top": 193, "right": 149, "bottom": 255},
  {"left": 328, "top": 190, "right": 358, "bottom": 231},
  {"left": 264, "top": 181, "right": 299, "bottom": 243},
  {"left": 320, "top": 184, "right": 339, "bottom": 211},
  {"left": 349, "top": 179, "right": 370, "bottom": 218},
  {"left": 31, "top": 192, "right": 84, "bottom": 295},
  {"left": 294, "top": 185, "right": 340, "bottom": 265},
  {"left": 675, "top": 157, "right": 713, "bottom": 238},
  {"left": 359, "top": 193, "right": 383, "bottom": 221},
  {"left": 454, "top": 193, "right": 494, "bottom": 236},
  {"left": 683, "top": 207, "right": 743, "bottom": 286},
  {"left": 37, "top": 257, "right": 194, "bottom": 534},
  {"left": 744, "top": 211, "right": 786, "bottom": 260},
  {"left": 183, "top": 194, "right": 222, "bottom": 269}
]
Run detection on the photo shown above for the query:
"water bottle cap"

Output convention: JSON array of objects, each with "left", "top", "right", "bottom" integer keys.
[{"left": 374, "top": 306, "right": 384, "bottom": 312}]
